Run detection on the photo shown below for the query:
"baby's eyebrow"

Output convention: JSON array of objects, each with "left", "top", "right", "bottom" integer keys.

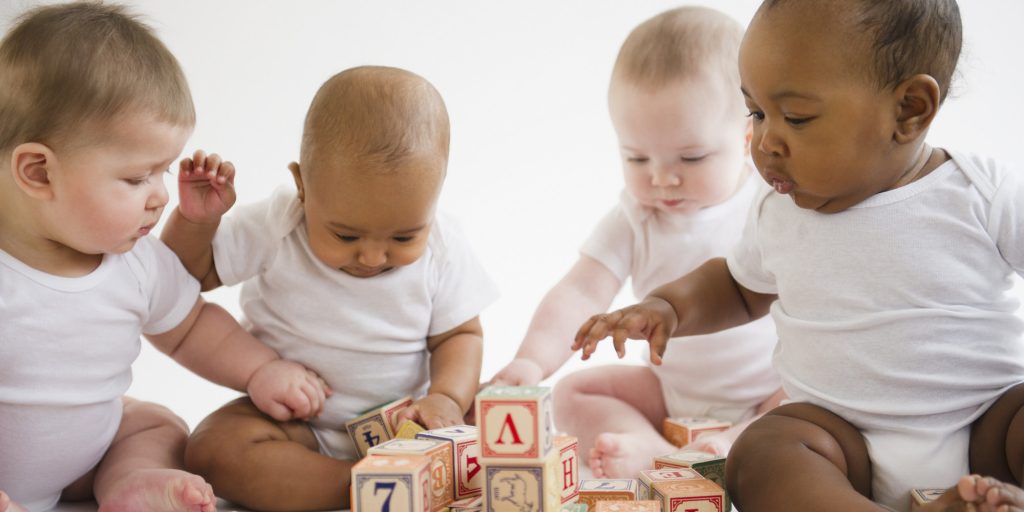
[
  {"left": 741, "top": 86, "right": 822, "bottom": 103},
  {"left": 329, "top": 222, "right": 426, "bottom": 235}
]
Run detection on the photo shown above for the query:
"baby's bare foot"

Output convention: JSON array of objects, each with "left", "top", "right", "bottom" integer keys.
[
  {"left": 918, "top": 475, "right": 1024, "bottom": 512},
  {"left": 0, "top": 492, "right": 27, "bottom": 512},
  {"left": 588, "top": 432, "right": 662, "bottom": 479},
  {"left": 683, "top": 432, "right": 732, "bottom": 456},
  {"left": 97, "top": 469, "right": 216, "bottom": 512}
]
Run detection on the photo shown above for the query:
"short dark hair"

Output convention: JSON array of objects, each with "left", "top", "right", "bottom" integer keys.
[{"left": 765, "top": 0, "right": 961, "bottom": 102}]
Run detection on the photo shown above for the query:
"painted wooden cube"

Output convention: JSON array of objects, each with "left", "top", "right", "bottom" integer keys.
[
  {"left": 476, "top": 386, "right": 554, "bottom": 461},
  {"left": 910, "top": 488, "right": 946, "bottom": 510},
  {"left": 652, "top": 451, "right": 728, "bottom": 511},
  {"left": 417, "top": 425, "right": 483, "bottom": 500},
  {"left": 662, "top": 418, "right": 731, "bottom": 448},
  {"left": 637, "top": 468, "right": 703, "bottom": 501},
  {"left": 346, "top": 396, "right": 414, "bottom": 458},
  {"left": 351, "top": 454, "right": 432, "bottom": 512},
  {"left": 368, "top": 438, "right": 454, "bottom": 511},
  {"left": 577, "top": 479, "right": 638, "bottom": 510},
  {"left": 561, "top": 504, "right": 590, "bottom": 512},
  {"left": 482, "top": 448, "right": 562, "bottom": 512},
  {"left": 594, "top": 500, "right": 662, "bottom": 512},
  {"left": 449, "top": 495, "right": 483, "bottom": 511},
  {"left": 555, "top": 435, "right": 580, "bottom": 503},
  {"left": 396, "top": 420, "right": 426, "bottom": 440},
  {"left": 651, "top": 479, "right": 725, "bottom": 512}
]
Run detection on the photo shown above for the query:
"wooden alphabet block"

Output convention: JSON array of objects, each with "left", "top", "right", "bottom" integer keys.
[
  {"left": 482, "top": 448, "right": 562, "bottom": 512},
  {"left": 652, "top": 451, "right": 728, "bottom": 511},
  {"left": 637, "top": 469, "right": 703, "bottom": 501},
  {"left": 651, "top": 479, "right": 725, "bottom": 512},
  {"left": 449, "top": 495, "right": 483, "bottom": 511},
  {"left": 555, "top": 435, "right": 580, "bottom": 503},
  {"left": 351, "top": 454, "right": 431, "bottom": 512},
  {"left": 910, "top": 488, "right": 946, "bottom": 510},
  {"left": 577, "top": 479, "right": 638, "bottom": 510},
  {"left": 417, "top": 425, "right": 483, "bottom": 500},
  {"left": 346, "top": 396, "right": 414, "bottom": 458},
  {"left": 560, "top": 504, "right": 589, "bottom": 512},
  {"left": 662, "top": 418, "right": 731, "bottom": 448},
  {"left": 396, "top": 420, "right": 426, "bottom": 439},
  {"left": 594, "top": 500, "right": 662, "bottom": 512},
  {"left": 476, "top": 386, "right": 554, "bottom": 461},
  {"left": 368, "top": 438, "right": 454, "bottom": 511}
]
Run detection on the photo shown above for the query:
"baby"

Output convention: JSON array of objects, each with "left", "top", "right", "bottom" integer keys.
[
  {"left": 576, "top": 0, "right": 1024, "bottom": 510},
  {"left": 489, "top": 6, "right": 783, "bottom": 479},
  {"left": 161, "top": 66, "right": 498, "bottom": 510},
  {"left": 0, "top": 3, "right": 326, "bottom": 511}
]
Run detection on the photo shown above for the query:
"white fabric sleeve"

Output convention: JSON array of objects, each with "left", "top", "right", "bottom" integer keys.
[
  {"left": 725, "top": 188, "right": 778, "bottom": 294},
  {"left": 137, "top": 237, "right": 202, "bottom": 335},
  {"left": 579, "top": 204, "right": 634, "bottom": 282},
  {"left": 428, "top": 218, "right": 500, "bottom": 336},
  {"left": 990, "top": 163, "right": 1024, "bottom": 276},
  {"left": 212, "top": 193, "right": 285, "bottom": 287}
]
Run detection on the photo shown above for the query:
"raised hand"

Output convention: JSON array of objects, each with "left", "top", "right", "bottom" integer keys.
[
  {"left": 571, "top": 297, "right": 679, "bottom": 365},
  {"left": 177, "top": 149, "right": 236, "bottom": 224},
  {"left": 247, "top": 359, "right": 332, "bottom": 421}
]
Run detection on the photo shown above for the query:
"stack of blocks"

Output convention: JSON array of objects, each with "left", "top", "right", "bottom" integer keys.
[
  {"left": 661, "top": 417, "right": 731, "bottom": 448},
  {"left": 652, "top": 451, "right": 729, "bottom": 511},
  {"left": 475, "top": 386, "right": 581, "bottom": 511}
]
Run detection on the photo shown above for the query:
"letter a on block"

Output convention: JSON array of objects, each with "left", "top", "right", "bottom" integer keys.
[{"left": 495, "top": 413, "right": 524, "bottom": 445}]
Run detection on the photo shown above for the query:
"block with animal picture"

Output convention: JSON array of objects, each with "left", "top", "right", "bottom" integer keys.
[
  {"left": 555, "top": 434, "right": 580, "bottom": 503},
  {"left": 637, "top": 468, "right": 703, "bottom": 501},
  {"left": 417, "top": 424, "right": 483, "bottom": 500},
  {"left": 577, "top": 479, "right": 639, "bottom": 510},
  {"left": 661, "top": 417, "right": 731, "bottom": 448},
  {"left": 475, "top": 386, "right": 554, "bottom": 461},
  {"left": 350, "top": 454, "right": 432, "bottom": 512},
  {"left": 346, "top": 396, "right": 415, "bottom": 458},
  {"left": 593, "top": 500, "right": 662, "bottom": 512},
  {"left": 651, "top": 479, "right": 725, "bottom": 512},
  {"left": 482, "top": 448, "right": 562, "bottom": 512},
  {"left": 368, "top": 438, "right": 454, "bottom": 511}
]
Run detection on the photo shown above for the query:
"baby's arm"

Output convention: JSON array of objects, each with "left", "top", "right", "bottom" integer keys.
[
  {"left": 161, "top": 150, "right": 234, "bottom": 291},
  {"left": 490, "top": 255, "right": 621, "bottom": 386},
  {"left": 146, "top": 297, "right": 329, "bottom": 421},
  {"left": 574, "top": 258, "right": 776, "bottom": 364},
  {"left": 397, "top": 317, "right": 484, "bottom": 429}
]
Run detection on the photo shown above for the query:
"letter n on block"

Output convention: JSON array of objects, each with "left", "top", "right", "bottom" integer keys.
[
  {"left": 476, "top": 386, "right": 553, "bottom": 461},
  {"left": 351, "top": 454, "right": 431, "bottom": 512}
]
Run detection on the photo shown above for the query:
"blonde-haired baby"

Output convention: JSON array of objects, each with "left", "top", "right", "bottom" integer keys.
[
  {"left": 0, "top": 3, "right": 327, "bottom": 511},
  {"left": 161, "top": 66, "right": 497, "bottom": 510},
  {"left": 490, "top": 6, "right": 784, "bottom": 479}
]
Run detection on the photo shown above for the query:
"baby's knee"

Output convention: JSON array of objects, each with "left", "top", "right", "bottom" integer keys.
[{"left": 121, "top": 398, "right": 189, "bottom": 439}]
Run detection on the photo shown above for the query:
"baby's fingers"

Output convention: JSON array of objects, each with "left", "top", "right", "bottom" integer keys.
[
  {"left": 283, "top": 389, "right": 313, "bottom": 420},
  {"left": 648, "top": 324, "right": 670, "bottom": 366}
]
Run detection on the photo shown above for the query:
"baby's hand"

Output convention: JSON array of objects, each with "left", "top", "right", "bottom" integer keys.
[
  {"left": 177, "top": 149, "right": 236, "bottom": 224},
  {"left": 489, "top": 358, "right": 544, "bottom": 387},
  {"left": 572, "top": 297, "right": 678, "bottom": 365},
  {"left": 247, "top": 359, "right": 331, "bottom": 422},
  {"left": 396, "top": 393, "right": 463, "bottom": 430}
]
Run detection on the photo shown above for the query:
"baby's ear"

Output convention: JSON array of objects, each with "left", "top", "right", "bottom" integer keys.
[
  {"left": 893, "top": 74, "right": 941, "bottom": 144},
  {"left": 10, "top": 142, "right": 56, "bottom": 200},
  {"left": 287, "top": 161, "right": 305, "bottom": 202}
]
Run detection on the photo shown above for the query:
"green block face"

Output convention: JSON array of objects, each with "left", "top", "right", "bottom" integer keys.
[
  {"left": 693, "top": 459, "right": 729, "bottom": 511},
  {"left": 560, "top": 504, "right": 588, "bottom": 512},
  {"left": 477, "top": 386, "right": 551, "bottom": 399}
]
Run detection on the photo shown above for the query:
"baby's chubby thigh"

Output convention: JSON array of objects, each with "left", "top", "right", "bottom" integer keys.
[{"left": 864, "top": 426, "right": 969, "bottom": 512}]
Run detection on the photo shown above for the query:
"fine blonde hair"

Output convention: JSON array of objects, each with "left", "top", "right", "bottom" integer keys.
[
  {"left": 0, "top": 2, "right": 195, "bottom": 154},
  {"left": 612, "top": 6, "right": 744, "bottom": 91}
]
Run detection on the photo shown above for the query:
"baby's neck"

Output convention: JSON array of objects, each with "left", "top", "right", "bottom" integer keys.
[{"left": 0, "top": 202, "right": 102, "bottom": 278}]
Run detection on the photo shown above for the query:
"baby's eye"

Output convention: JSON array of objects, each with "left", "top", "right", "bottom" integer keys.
[
  {"left": 681, "top": 155, "right": 706, "bottom": 163},
  {"left": 123, "top": 177, "right": 148, "bottom": 186},
  {"left": 626, "top": 156, "right": 649, "bottom": 164},
  {"left": 785, "top": 116, "right": 815, "bottom": 126},
  {"left": 336, "top": 234, "right": 359, "bottom": 243},
  {"left": 746, "top": 111, "right": 765, "bottom": 122},
  {"left": 392, "top": 236, "right": 415, "bottom": 243}
]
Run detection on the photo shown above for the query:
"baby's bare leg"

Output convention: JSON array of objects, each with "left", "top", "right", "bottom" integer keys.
[
  {"left": 90, "top": 398, "right": 216, "bottom": 512},
  {"left": 553, "top": 365, "right": 675, "bottom": 479},
  {"left": 686, "top": 387, "right": 788, "bottom": 456},
  {"left": 184, "top": 397, "right": 353, "bottom": 511},
  {"left": 726, "top": 402, "right": 877, "bottom": 511},
  {"left": 0, "top": 491, "right": 27, "bottom": 512}
]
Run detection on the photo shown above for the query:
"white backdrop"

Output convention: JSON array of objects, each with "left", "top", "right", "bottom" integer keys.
[{"left": 3, "top": 0, "right": 1024, "bottom": 431}]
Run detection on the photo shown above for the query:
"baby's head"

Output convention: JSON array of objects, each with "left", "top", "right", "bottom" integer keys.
[
  {"left": 608, "top": 7, "right": 750, "bottom": 215},
  {"left": 740, "top": 0, "right": 961, "bottom": 212},
  {"left": 289, "top": 66, "right": 449, "bottom": 278},
  {"left": 0, "top": 2, "right": 194, "bottom": 256}
]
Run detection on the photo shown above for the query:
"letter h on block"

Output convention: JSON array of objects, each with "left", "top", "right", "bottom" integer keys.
[
  {"left": 351, "top": 454, "right": 432, "bottom": 512},
  {"left": 476, "top": 386, "right": 554, "bottom": 461}
]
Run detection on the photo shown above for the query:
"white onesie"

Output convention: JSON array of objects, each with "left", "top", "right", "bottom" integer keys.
[
  {"left": 726, "top": 151, "right": 1024, "bottom": 511},
  {"left": 0, "top": 237, "right": 199, "bottom": 511},
  {"left": 581, "top": 173, "right": 781, "bottom": 421},
  {"left": 212, "top": 187, "right": 498, "bottom": 459}
]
